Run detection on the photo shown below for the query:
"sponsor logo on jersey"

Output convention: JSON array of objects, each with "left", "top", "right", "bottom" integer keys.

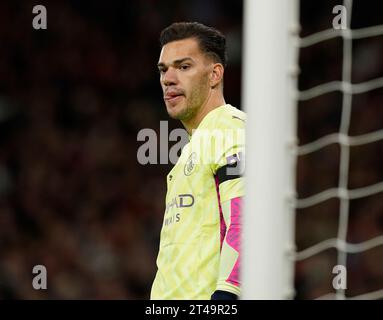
[
  {"left": 164, "top": 194, "right": 195, "bottom": 227},
  {"left": 165, "top": 194, "right": 195, "bottom": 213}
]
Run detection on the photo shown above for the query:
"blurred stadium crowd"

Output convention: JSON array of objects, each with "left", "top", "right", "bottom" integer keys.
[{"left": 0, "top": 0, "right": 382, "bottom": 299}]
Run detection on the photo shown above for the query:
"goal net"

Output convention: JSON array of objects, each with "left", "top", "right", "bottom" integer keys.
[{"left": 242, "top": 0, "right": 383, "bottom": 299}]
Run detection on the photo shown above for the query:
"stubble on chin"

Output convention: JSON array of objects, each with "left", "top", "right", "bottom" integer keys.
[{"left": 167, "top": 103, "right": 195, "bottom": 121}]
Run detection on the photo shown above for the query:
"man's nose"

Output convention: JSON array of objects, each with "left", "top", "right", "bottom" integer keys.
[{"left": 162, "top": 68, "right": 178, "bottom": 86}]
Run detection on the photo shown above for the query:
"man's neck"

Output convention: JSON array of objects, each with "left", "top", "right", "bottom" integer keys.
[{"left": 182, "top": 93, "right": 226, "bottom": 135}]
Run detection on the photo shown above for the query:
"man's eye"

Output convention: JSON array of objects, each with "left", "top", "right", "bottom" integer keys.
[{"left": 179, "top": 65, "right": 190, "bottom": 70}]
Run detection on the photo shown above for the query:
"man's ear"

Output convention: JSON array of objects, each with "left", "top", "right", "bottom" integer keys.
[{"left": 210, "top": 63, "right": 224, "bottom": 88}]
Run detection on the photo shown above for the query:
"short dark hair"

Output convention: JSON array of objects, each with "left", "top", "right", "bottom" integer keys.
[{"left": 160, "top": 22, "right": 227, "bottom": 67}]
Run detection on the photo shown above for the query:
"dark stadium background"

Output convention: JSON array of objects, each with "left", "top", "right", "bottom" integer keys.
[{"left": 0, "top": 0, "right": 382, "bottom": 299}]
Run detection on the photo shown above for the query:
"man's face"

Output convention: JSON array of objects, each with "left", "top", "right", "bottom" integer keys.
[{"left": 158, "top": 38, "right": 212, "bottom": 121}]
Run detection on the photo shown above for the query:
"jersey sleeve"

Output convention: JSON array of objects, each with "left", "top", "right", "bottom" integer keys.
[
  {"left": 209, "top": 115, "right": 245, "bottom": 202},
  {"left": 215, "top": 196, "right": 242, "bottom": 296},
  {"left": 211, "top": 114, "right": 245, "bottom": 296}
]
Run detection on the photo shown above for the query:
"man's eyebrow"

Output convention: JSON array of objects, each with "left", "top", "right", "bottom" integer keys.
[{"left": 157, "top": 57, "right": 194, "bottom": 68}]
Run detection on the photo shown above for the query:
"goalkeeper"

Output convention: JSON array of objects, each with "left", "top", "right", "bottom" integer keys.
[{"left": 151, "top": 22, "right": 245, "bottom": 300}]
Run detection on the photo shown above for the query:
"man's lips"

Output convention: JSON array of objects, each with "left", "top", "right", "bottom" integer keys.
[
  {"left": 164, "top": 92, "right": 184, "bottom": 102},
  {"left": 164, "top": 94, "right": 183, "bottom": 101}
]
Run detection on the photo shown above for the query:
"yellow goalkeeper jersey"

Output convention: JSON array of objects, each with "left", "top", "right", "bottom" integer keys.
[{"left": 151, "top": 104, "right": 245, "bottom": 300}]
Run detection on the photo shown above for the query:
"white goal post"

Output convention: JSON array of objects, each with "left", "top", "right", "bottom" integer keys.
[{"left": 242, "top": 0, "right": 300, "bottom": 299}]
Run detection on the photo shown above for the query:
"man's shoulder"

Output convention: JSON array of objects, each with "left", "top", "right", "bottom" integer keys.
[{"left": 213, "top": 104, "right": 246, "bottom": 130}]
